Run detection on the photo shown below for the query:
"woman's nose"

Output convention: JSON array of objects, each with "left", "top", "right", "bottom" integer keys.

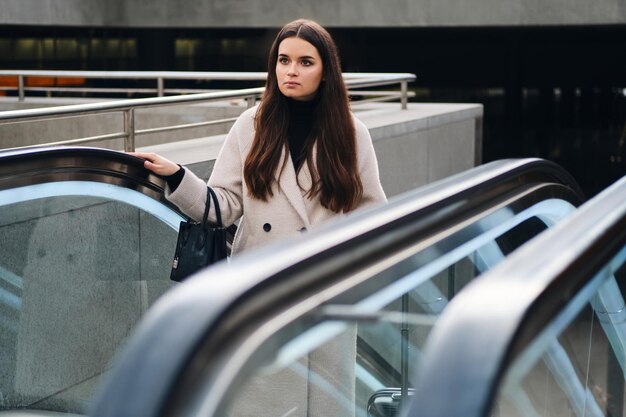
[{"left": 287, "top": 63, "right": 298, "bottom": 76}]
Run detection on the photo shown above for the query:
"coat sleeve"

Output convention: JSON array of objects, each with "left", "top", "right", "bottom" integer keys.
[
  {"left": 165, "top": 108, "right": 254, "bottom": 226},
  {"left": 353, "top": 116, "right": 387, "bottom": 210}
]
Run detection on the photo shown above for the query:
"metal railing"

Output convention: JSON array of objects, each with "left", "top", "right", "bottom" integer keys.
[
  {"left": 0, "top": 70, "right": 415, "bottom": 105},
  {"left": 0, "top": 71, "right": 415, "bottom": 152},
  {"left": 0, "top": 70, "right": 271, "bottom": 100}
]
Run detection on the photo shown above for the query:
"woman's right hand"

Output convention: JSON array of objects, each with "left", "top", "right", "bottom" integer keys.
[{"left": 129, "top": 152, "right": 181, "bottom": 176}]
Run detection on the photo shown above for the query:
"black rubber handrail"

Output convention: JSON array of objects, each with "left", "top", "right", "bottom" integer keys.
[
  {"left": 0, "top": 146, "right": 236, "bottom": 246},
  {"left": 0, "top": 145, "right": 242, "bottom": 252},
  {"left": 407, "top": 173, "right": 626, "bottom": 417},
  {"left": 0, "top": 146, "right": 170, "bottom": 204},
  {"left": 87, "top": 157, "right": 584, "bottom": 417}
]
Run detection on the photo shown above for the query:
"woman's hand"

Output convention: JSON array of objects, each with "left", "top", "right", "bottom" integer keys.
[{"left": 129, "top": 152, "right": 181, "bottom": 176}]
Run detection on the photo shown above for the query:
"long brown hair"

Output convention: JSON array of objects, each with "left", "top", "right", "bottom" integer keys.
[{"left": 243, "top": 19, "right": 363, "bottom": 213}]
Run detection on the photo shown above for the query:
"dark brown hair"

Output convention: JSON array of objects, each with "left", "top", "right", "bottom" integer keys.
[{"left": 243, "top": 19, "right": 363, "bottom": 213}]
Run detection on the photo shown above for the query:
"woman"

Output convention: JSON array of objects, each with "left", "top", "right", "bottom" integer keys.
[
  {"left": 134, "top": 21, "right": 385, "bottom": 417},
  {"left": 133, "top": 19, "right": 387, "bottom": 256}
]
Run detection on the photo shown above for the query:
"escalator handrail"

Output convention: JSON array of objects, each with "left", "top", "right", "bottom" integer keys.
[
  {"left": 87, "top": 157, "right": 585, "bottom": 417},
  {"left": 407, "top": 174, "right": 626, "bottom": 417},
  {"left": 0, "top": 146, "right": 169, "bottom": 203},
  {"left": 0, "top": 146, "right": 240, "bottom": 245}
]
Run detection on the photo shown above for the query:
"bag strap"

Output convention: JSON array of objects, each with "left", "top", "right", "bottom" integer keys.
[
  {"left": 207, "top": 186, "right": 224, "bottom": 227},
  {"left": 201, "top": 187, "right": 212, "bottom": 229}
]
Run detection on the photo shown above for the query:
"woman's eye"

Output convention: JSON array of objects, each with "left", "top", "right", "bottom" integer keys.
[
  {"left": 279, "top": 58, "right": 289, "bottom": 64},
  {"left": 301, "top": 60, "right": 311, "bottom": 66}
]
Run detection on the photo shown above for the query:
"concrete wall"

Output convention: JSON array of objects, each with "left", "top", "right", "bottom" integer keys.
[
  {"left": 0, "top": 0, "right": 106, "bottom": 27},
  {"left": 361, "top": 103, "right": 482, "bottom": 197},
  {"left": 1, "top": 0, "right": 625, "bottom": 27}
]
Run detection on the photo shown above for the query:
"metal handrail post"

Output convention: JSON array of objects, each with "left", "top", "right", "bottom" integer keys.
[
  {"left": 18, "top": 75, "right": 25, "bottom": 101},
  {"left": 246, "top": 96, "right": 256, "bottom": 108},
  {"left": 124, "top": 108, "right": 136, "bottom": 152},
  {"left": 157, "top": 78, "right": 164, "bottom": 97},
  {"left": 400, "top": 292, "right": 410, "bottom": 412},
  {"left": 401, "top": 81, "right": 408, "bottom": 110}
]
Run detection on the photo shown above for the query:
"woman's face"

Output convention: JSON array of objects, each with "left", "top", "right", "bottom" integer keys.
[{"left": 276, "top": 36, "right": 323, "bottom": 101}]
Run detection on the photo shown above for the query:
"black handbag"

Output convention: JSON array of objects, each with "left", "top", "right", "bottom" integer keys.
[{"left": 170, "top": 187, "right": 228, "bottom": 282}]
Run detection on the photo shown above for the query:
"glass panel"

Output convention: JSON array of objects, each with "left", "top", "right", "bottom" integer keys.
[
  {"left": 0, "top": 182, "right": 182, "bottom": 414},
  {"left": 493, "top": 245, "right": 626, "bottom": 417},
  {"left": 210, "top": 200, "right": 575, "bottom": 417},
  {"left": 217, "top": 317, "right": 436, "bottom": 417},
  {"left": 355, "top": 253, "right": 484, "bottom": 417},
  {"left": 227, "top": 322, "right": 361, "bottom": 417}
]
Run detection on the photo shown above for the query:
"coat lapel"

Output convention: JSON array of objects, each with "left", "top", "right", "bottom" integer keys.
[{"left": 277, "top": 147, "right": 312, "bottom": 227}]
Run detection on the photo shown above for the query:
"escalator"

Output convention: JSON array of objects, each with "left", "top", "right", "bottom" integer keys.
[
  {"left": 75, "top": 157, "right": 584, "bottom": 417},
  {"left": 407, "top": 172, "right": 626, "bottom": 417}
]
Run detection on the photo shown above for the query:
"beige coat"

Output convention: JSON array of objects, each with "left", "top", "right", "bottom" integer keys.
[{"left": 166, "top": 105, "right": 387, "bottom": 255}]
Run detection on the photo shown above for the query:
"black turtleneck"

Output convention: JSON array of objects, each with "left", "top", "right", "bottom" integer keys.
[
  {"left": 166, "top": 98, "right": 318, "bottom": 191},
  {"left": 287, "top": 97, "right": 317, "bottom": 170}
]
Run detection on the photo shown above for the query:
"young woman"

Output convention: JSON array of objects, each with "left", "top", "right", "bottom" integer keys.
[{"left": 132, "top": 19, "right": 386, "bottom": 255}]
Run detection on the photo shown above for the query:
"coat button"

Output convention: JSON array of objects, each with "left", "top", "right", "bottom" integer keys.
[{"left": 263, "top": 223, "right": 271, "bottom": 232}]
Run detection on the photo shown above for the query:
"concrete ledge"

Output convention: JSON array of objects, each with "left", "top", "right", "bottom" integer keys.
[{"left": 354, "top": 102, "right": 483, "bottom": 133}]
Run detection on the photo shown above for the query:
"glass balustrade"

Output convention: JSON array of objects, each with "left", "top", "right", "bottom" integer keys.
[
  {"left": 192, "top": 198, "right": 579, "bottom": 417},
  {"left": 0, "top": 181, "right": 183, "bottom": 414},
  {"left": 493, "top": 244, "right": 626, "bottom": 417}
]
